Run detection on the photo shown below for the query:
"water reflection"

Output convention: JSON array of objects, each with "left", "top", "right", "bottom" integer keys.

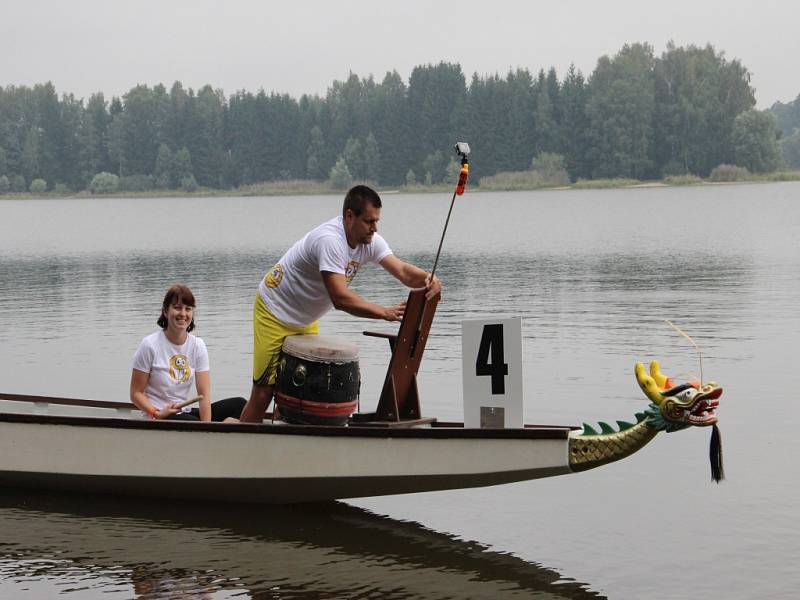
[{"left": 0, "top": 490, "right": 603, "bottom": 599}]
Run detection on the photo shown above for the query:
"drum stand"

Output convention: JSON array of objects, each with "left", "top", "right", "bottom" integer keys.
[{"left": 354, "top": 288, "right": 439, "bottom": 427}]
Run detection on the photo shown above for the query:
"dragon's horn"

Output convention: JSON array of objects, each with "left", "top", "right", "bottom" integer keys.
[
  {"left": 650, "top": 360, "right": 670, "bottom": 389},
  {"left": 635, "top": 362, "right": 665, "bottom": 405}
]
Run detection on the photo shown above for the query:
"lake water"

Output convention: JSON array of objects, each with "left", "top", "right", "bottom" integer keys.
[{"left": 1, "top": 184, "right": 799, "bottom": 599}]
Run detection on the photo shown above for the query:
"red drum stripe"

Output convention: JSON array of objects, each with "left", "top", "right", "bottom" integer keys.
[{"left": 275, "top": 393, "right": 357, "bottom": 417}]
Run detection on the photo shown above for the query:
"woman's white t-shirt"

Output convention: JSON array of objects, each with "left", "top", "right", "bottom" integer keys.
[
  {"left": 258, "top": 215, "right": 392, "bottom": 326},
  {"left": 132, "top": 330, "right": 209, "bottom": 411}
]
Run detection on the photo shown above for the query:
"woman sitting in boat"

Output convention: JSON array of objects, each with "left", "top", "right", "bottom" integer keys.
[{"left": 130, "top": 284, "right": 245, "bottom": 421}]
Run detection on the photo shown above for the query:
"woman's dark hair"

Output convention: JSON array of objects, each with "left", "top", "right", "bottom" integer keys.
[{"left": 156, "top": 284, "right": 196, "bottom": 332}]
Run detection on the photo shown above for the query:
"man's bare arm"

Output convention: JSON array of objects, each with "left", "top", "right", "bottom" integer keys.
[
  {"left": 380, "top": 255, "right": 442, "bottom": 299},
  {"left": 321, "top": 271, "right": 405, "bottom": 321}
]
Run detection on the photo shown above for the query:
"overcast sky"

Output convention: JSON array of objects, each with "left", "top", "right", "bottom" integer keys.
[{"left": 2, "top": 0, "right": 797, "bottom": 108}]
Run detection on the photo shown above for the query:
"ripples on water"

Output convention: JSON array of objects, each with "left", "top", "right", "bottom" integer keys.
[
  {"left": 0, "top": 490, "right": 602, "bottom": 599},
  {"left": 1, "top": 184, "right": 800, "bottom": 598}
]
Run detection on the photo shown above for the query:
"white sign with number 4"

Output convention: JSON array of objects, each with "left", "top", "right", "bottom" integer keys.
[{"left": 461, "top": 317, "right": 523, "bottom": 428}]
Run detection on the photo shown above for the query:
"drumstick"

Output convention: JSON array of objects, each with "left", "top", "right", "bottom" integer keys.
[{"left": 172, "top": 395, "right": 204, "bottom": 410}]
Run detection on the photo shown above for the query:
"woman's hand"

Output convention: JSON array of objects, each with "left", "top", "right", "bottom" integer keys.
[{"left": 153, "top": 403, "right": 180, "bottom": 420}]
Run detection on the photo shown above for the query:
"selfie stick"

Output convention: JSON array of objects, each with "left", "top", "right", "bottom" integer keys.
[
  {"left": 430, "top": 142, "right": 470, "bottom": 280},
  {"left": 407, "top": 143, "right": 470, "bottom": 359}
]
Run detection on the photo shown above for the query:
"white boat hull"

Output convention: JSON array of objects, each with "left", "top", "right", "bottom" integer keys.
[{"left": 0, "top": 395, "right": 573, "bottom": 503}]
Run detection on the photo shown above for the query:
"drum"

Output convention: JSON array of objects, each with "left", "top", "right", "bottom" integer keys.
[{"left": 274, "top": 334, "right": 360, "bottom": 426}]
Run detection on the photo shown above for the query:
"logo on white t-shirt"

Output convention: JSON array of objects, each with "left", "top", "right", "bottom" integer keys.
[
  {"left": 265, "top": 264, "right": 284, "bottom": 288},
  {"left": 169, "top": 354, "right": 191, "bottom": 383},
  {"left": 345, "top": 260, "right": 360, "bottom": 283}
]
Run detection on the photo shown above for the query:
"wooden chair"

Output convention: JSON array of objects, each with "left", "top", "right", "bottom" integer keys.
[{"left": 353, "top": 288, "right": 439, "bottom": 427}]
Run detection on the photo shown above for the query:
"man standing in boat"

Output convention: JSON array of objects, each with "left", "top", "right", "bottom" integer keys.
[{"left": 239, "top": 184, "right": 442, "bottom": 423}]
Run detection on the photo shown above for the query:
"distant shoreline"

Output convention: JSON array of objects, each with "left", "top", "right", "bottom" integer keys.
[{"left": 2, "top": 171, "right": 799, "bottom": 201}]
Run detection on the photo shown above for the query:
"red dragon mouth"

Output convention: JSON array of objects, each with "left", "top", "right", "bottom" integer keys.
[{"left": 687, "top": 387, "right": 722, "bottom": 425}]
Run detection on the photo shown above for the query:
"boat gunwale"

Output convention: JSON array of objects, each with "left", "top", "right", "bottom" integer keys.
[
  {"left": 0, "top": 393, "right": 574, "bottom": 439},
  {"left": 0, "top": 392, "right": 133, "bottom": 410}
]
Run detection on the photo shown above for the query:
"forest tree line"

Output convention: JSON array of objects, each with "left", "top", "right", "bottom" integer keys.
[
  {"left": 770, "top": 94, "right": 800, "bottom": 169},
  {"left": 0, "top": 42, "right": 793, "bottom": 194}
]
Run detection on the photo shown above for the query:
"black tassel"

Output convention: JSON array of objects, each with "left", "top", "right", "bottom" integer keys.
[{"left": 710, "top": 423, "right": 724, "bottom": 483}]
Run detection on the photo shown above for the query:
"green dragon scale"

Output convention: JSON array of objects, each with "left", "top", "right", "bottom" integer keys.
[{"left": 569, "top": 360, "right": 722, "bottom": 472}]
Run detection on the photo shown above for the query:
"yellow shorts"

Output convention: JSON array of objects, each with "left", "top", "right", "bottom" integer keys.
[{"left": 252, "top": 294, "right": 319, "bottom": 386}]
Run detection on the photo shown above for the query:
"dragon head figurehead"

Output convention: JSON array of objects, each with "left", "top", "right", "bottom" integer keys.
[
  {"left": 570, "top": 360, "right": 725, "bottom": 481},
  {"left": 635, "top": 360, "right": 722, "bottom": 433}
]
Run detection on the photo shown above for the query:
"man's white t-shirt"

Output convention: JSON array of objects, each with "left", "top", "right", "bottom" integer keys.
[
  {"left": 258, "top": 215, "right": 393, "bottom": 326},
  {"left": 132, "top": 330, "right": 209, "bottom": 411}
]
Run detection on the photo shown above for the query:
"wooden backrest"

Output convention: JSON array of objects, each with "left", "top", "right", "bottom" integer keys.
[{"left": 372, "top": 288, "right": 440, "bottom": 421}]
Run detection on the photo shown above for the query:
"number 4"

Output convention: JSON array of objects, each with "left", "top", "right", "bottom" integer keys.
[{"left": 475, "top": 324, "right": 509, "bottom": 394}]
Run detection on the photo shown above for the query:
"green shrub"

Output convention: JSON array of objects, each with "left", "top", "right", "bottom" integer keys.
[
  {"left": 118, "top": 174, "right": 155, "bottom": 192},
  {"left": 53, "top": 183, "right": 70, "bottom": 194},
  {"left": 664, "top": 174, "right": 703, "bottom": 186},
  {"left": 181, "top": 175, "right": 198, "bottom": 192},
  {"left": 446, "top": 159, "right": 461, "bottom": 184},
  {"left": 758, "top": 170, "right": 800, "bottom": 182},
  {"left": 89, "top": 172, "right": 120, "bottom": 194},
  {"left": 572, "top": 178, "right": 640, "bottom": 189},
  {"left": 29, "top": 178, "right": 47, "bottom": 194},
  {"left": 480, "top": 169, "right": 571, "bottom": 191},
  {"left": 329, "top": 157, "right": 353, "bottom": 190},
  {"left": 781, "top": 131, "right": 800, "bottom": 169},
  {"left": 479, "top": 154, "right": 570, "bottom": 191},
  {"left": 10, "top": 174, "right": 26, "bottom": 192},
  {"left": 0, "top": 175, "right": 9, "bottom": 193},
  {"left": 661, "top": 160, "right": 690, "bottom": 177},
  {"left": 709, "top": 164, "right": 750, "bottom": 182},
  {"left": 531, "top": 152, "right": 570, "bottom": 184},
  {"left": 479, "top": 171, "right": 549, "bottom": 190},
  {"left": 237, "top": 179, "right": 330, "bottom": 196}
]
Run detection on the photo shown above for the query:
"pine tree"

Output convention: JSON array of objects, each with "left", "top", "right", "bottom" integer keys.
[
  {"left": 329, "top": 156, "right": 353, "bottom": 189},
  {"left": 364, "top": 132, "right": 380, "bottom": 182},
  {"left": 173, "top": 147, "right": 194, "bottom": 182},
  {"left": 342, "top": 137, "right": 364, "bottom": 180},
  {"left": 155, "top": 143, "right": 175, "bottom": 188}
]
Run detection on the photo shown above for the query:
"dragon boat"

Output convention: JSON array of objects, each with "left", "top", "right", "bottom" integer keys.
[
  {"left": 0, "top": 145, "right": 723, "bottom": 503},
  {"left": 0, "top": 290, "right": 723, "bottom": 504}
]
